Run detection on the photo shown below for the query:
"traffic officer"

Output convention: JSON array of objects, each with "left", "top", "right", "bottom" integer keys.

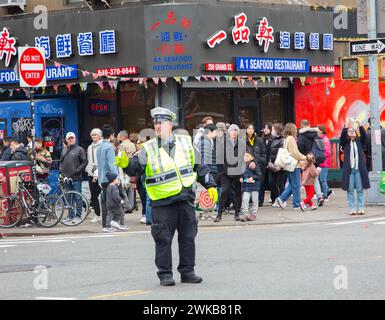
[{"left": 116, "top": 107, "right": 218, "bottom": 286}]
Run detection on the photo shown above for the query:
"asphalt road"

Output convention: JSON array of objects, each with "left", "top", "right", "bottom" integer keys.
[{"left": 1, "top": 217, "right": 385, "bottom": 300}]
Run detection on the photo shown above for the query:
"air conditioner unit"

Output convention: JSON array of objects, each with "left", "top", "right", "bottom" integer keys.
[{"left": 0, "top": 0, "right": 26, "bottom": 11}]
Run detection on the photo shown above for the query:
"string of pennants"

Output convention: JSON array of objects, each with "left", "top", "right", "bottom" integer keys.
[{"left": 1, "top": 57, "right": 337, "bottom": 95}]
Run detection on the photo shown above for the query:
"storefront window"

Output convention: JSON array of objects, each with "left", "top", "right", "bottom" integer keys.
[
  {"left": 82, "top": 83, "right": 117, "bottom": 145},
  {"left": 183, "top": 89, "right": 231, "bottom": 133},
  {"left": 260, "top": 89, "right": 285, "bottom": 125},
  {"left": 120, "top": 82, "right": 156, "bottom": 134}
]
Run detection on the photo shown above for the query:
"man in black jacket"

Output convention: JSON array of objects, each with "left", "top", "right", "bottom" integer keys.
[
  {"left": 60, "top": 132, "right": 88, "bottom": 224},
  {"left": 10, "top": 139, "right": 28, "bottom": 161},
  {"left": 215, "top": 124, "right": 246, "bottom": 222}
]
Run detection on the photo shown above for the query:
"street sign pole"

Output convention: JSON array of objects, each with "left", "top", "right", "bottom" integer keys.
[
  {"left": 29, "top": 87, "right": 37, "bottom": 185},
  {"left": 367, "top": 0, "right": 385, "bottom": 204}
]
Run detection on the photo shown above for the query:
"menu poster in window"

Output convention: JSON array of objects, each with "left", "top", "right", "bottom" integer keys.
[
  {"left": 11, "top": 117, "right": 33, "bottom": 146},
  {"left": 41, "top": 117, "right": 64, "bottom": 160}
]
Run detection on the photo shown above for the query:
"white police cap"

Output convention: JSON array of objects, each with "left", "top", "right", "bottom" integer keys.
[{"left": 151, "top": 107, "right": 176, "bottom": 122}]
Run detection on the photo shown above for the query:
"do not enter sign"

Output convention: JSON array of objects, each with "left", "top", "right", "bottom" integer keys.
[{"left": 18, "top": 47, "right": 46, "bottom": 87}]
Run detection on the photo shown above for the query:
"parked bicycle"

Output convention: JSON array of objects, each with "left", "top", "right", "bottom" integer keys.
[
  {"left": 54, "top": 176, "right": 90, "bottom": 226},
  {"left": 0, "top": 173, "right": 64, "bottom": 228}
]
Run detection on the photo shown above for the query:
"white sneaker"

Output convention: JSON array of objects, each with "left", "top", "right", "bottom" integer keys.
[
  {"left": 272, "top": 201, "right": 280, "bottom": 208},
  {"left": 119, "top": 225, "right": 130, "bottom": 230},
  {"left": 71, "top": 218, "right": 81, "bottom": 225},
  {"left": 102, "top": 227, "right": 115, "bottom": 233},
  {"left": 91, "top": 216, "right": 102, "bottom": 223},
  {"left": 140, "top": 216, "right": 146, "bottom": 224},
  {"left": 110, "top": 220, "right": 121, "bottom": 229}
]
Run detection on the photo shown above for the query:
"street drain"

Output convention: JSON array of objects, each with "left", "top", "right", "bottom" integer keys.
[{"left": 0, "top": 265, "right": 51, "bottom": 274}]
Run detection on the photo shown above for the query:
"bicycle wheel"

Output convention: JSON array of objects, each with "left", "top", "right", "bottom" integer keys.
[
  {"left": 0, "top": 197, "right": 23, "bottom": 228},
  {"left": 36, "top": 194, "right": 64, "bottom": 228},
  {"left": 60, "top": 191, "right": 90, "bottom": 226}
]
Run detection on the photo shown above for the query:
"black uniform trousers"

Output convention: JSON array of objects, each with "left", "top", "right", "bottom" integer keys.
[{"left": 151, "top": 200, "right": 198, "bottom": 280}]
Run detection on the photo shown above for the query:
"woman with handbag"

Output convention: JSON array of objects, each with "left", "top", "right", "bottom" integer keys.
[
  {"left": 275, "top": 123, "right": 306, "bottom": 210},
  {"left": 267, "top": 123, "right": 286, "bottom": 206}
]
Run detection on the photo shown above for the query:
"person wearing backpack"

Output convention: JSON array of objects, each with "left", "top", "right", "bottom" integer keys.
[{"left": 298, "top": 120, "right": 325, "bottom": 207}]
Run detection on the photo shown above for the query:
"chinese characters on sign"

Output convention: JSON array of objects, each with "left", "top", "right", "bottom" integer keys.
[
  {"left": 206, "top": 13, "right": 333, "bottom": 53},
  {"left": 0, "top": 27, "right": 17, "bottom": 67},
  {"left": 150, "top": 10, "right": 193, "bottom": 72},
  {"left": 256, "top": 17, "right": 274, "bottom": 53},
  {"left": 231, "top": 13, "right": 250, "bottom": 44},
  {"left": 34, "top": 30, "right": 117, "bottom": 60}
]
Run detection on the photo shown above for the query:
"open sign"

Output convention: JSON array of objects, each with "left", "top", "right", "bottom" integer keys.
[{"left": 88, "top": 99, "right": 110, "bottom": 116}]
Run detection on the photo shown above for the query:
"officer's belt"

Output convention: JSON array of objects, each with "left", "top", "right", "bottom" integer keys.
[{"left": 146, "top": 171, "right": 179, "bottom": 186}]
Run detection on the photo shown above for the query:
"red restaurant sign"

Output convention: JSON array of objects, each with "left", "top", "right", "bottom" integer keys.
[{"left": 205, "top": 63, "right": 234, "bottom": 72}]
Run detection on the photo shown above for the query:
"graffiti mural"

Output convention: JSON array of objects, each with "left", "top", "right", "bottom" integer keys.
[{"left": 295, "top": 66, "right": 385, "bottom": 138}]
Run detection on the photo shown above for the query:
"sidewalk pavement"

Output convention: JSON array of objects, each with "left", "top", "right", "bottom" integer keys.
[{"left": 1, "top": 189, "right": 384, "bottom": 238}]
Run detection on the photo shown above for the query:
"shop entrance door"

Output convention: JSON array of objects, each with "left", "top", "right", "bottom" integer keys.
[{"left": 234, "top": 96, "right": 262, "bottom": 132}]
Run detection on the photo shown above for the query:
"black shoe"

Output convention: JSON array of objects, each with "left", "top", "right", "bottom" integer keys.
[
  {"left": 214, "top": 213, "right": 222, "bottom": 222},
  {"left": 234, "top": 213, "right": 241, "bottom": 221},
  {"left": 181, "top": 273, "right": 203, "bottom": 284},
  {"left": 259, "top": 202, "right": 263, "bottom": 207},
  {"left": 160, "top": 278, "right": 176, "bottom": 286},
  {"left": 318, "top": 197, "right": 324, "bottom": 207}
]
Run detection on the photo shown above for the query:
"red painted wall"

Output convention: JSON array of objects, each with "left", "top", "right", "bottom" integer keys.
[{"left": 295, "top": 66, "right": 385, "bottom": 138}]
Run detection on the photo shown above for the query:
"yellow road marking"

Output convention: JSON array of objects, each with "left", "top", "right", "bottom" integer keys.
[{"left": 88, "top": 289, "right": 151, "bottom": 300}]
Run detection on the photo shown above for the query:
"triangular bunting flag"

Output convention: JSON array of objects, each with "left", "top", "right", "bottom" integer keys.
[
  {"left": 66, "top": 83, "right": 72, "bottom": 92},
  {"left": 54, "top": 61, "right": 61, "bottom": 68},
  {"left": 92, "top": 73, "right": 99, "bottom": 80},
  {"left": 260, "top": 76, "right": 266, "bottom": 84},
  {"left": 96, "top": 81, "right": 104, "bottom": 90},
  {"left": 252, "top": 80, "right": 258, "bottom": 88},
  {"left": 248, "top": 76, "right": 253, "bottom": 82},
  {"left": 153, "top": 77, "right": 159, "bottom": 85},
  {"left": 202, "top": 76, "right": 208, "bottom": 81},
  {"left": 182, "top": 76, "right": 188, "bottom": 82},
  {"left": 274, "top": 77, "right": 278, "bottom": 85},
  {"left": 228, "top": 76, "right": 233, "bottom": 82},
  {"left": 240, "top": 79, "right": 245, "bottom": 86},
  {"left": 289, "top": 77, "right": 294, "bottom": 83},
  {"left": 330, "top": 78, "right": 336, "bottom": 88},
  {"left": 79, "top": 82, "right": 87, "bottom": 92},
  {"left": 299, "top": 77, "right": 306, "bottom": 86},
  {"left": 53, "top": 85, "right": 59, "bottom": 93},
  {"left": 215, "top": 76, "right": 220, "bottom": 82},
  {"left": 236, "top": 76, "right": 242, "bottom": 86},
  {"left": 195, "top": 76, "right": 201, "bottom": 82},
  {"left": 174, "top": 76, "right": 181, "bottom": 84},
  {"left": 160, "top": 77, "right": 167, "bottom": 83}
]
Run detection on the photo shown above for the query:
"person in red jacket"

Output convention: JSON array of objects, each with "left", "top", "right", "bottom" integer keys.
[
  {"left": 317, "top": 124, "right": 334, "bottom": 201},
  {"left": 300, "top": 153, "right": 322, "bottom": 211}
]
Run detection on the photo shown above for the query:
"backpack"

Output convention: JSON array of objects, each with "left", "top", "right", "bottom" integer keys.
[{"left": 312, "top": 137, "right": 326, "bottom": 165}]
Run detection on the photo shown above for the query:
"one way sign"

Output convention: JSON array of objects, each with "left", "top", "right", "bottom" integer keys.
[{"left": 350, "top": 38, "right": 385, "bottom": 56}]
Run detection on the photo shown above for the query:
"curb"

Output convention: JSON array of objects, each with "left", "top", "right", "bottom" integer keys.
[{"left": 1, "top": 214, "right": 384, "bottom": 238}]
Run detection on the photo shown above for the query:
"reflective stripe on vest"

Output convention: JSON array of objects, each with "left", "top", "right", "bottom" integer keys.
[{"left": 143, "top": 135, "right": 197, "bottom": 201}]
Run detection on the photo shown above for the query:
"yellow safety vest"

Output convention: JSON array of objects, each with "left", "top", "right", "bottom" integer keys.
[{"left": 143, "top": 134, "right": 197, "bottom": 201}]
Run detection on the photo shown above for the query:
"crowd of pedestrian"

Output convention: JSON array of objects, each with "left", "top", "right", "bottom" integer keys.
[{"left": 0, "top": 114, "right": 383, "bottom": 228}]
